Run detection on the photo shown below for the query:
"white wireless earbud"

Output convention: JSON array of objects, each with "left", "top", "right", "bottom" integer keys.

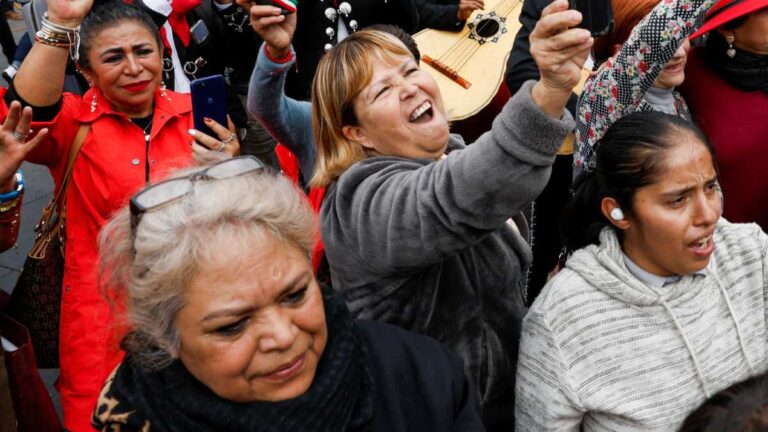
[{"left": 610, "top": 207, "right": 625, "bottom": 221}]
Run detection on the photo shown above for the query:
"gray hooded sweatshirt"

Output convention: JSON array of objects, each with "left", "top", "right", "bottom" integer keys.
[{"left": 516, "top": 219, "right": 768, "bottom": 431}]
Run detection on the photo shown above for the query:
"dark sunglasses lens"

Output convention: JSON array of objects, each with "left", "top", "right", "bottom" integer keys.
[
  {"left": 206, "top": 157, "right": 264, "bottom": 179},
  {"left": 133, "top": 178, "right": 192, "bottom": 210}
]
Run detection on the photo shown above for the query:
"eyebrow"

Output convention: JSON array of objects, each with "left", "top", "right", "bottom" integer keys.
[
  {"left": 366, "top": 60, "right": 415, "bottom": 101},
  {"left": 660, "top": 175, "right": 718, "bottom": 198},
  {"left": 99, "top": 43, "right": 153, "bottom": 58},
  {"left": 200, "top": 271, "right": 312, "bottom": 322}
]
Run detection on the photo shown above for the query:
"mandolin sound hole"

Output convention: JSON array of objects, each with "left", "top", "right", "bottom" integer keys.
[{"left": 474, "top": 19, "right": 500, "bottom": 38}]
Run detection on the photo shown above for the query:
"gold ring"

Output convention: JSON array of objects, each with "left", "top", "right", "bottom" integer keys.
[{"left": 221, "top": 133, "right": 236, "bottom": 144}]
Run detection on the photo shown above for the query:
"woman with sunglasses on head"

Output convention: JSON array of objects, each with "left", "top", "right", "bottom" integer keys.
[
  {"left": 92, "top": 156, "right": 483, "bottom": 431},
  {"left": 516, "top": 111, "right": 768, "bottom": 431},
  {"left": 0, "top": 0, "right": 239, "bottom": 429}
]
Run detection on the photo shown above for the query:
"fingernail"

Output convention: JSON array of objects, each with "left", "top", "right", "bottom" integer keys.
[
  {"left": 188, "top": 129, "right": 197, "bottom": 136},
  {"left": 204, "top": 117, "right": 212, "bottom": 122}
]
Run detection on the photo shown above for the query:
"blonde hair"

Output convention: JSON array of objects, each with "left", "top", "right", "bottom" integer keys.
[
  {"left": 99, "top": 161, "right": 317, "bottom": 370},
  {"left": 310, "top": 29, "right": 414, "bottom": 187}
]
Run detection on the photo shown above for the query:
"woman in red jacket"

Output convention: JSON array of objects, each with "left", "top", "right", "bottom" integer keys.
[{"left": 1, "top": 0, "right": 238, "bottom": 429}]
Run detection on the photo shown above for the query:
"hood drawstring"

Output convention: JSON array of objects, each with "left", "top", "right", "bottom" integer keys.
[
  {"left": 647, "top": 269, "right": 758, "bottom": 399},
  {"left": 710, "top": 270, "right": 757, "bottom": 376},
  {"left": 649, "top": 289, "right": 712, "bottom": 398}
]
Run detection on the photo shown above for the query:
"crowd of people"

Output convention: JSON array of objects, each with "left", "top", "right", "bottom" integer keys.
[{"left": 0, "top": 0, "right": 767, "bottom": 430}]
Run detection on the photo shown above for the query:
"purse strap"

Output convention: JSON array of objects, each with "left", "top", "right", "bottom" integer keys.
[
  {"left": 53, "top": 123, "right": 89, "bottom": 211},
  {"left": 28, "top": 123, "right": 89, "bottom": 259}
]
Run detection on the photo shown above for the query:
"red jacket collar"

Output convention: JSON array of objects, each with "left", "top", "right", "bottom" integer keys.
[{"left": 76, "top": 86, "right": 191, "bottom": 124}]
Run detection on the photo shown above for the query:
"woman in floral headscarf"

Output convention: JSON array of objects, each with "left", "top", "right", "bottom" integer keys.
[{"left": 574, "top": 0, "right": 718, "bottom": 178}]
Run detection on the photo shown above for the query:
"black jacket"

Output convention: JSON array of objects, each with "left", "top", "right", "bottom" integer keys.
[
  {"left": 287, "top": 0, "right": 419, "bottom": 100},
  {"left": 414, "top": 0, "right": 465, "bottom": 32},
  {"left": 359, "top": 320, "right": 484, "bottom": 431},
  {"left": 138, "top": 0, "right": 261, "bottom": 127}
]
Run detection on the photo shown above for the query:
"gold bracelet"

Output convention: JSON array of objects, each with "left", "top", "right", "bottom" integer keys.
[
  {"left": 0, "top": 196, "right": 21, "bottom": 213},
  {"left": 35, "top": 33, "right": 72, "bottom": 48}
]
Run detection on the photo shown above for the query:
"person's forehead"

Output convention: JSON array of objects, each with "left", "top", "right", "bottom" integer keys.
[{"left": 647, "top": 139, "right": 715, "bottom": 190}]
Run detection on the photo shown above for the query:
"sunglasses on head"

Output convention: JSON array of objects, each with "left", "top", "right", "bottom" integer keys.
[{"left": 129, "top": 156, "right": 266, "bottom": 237}]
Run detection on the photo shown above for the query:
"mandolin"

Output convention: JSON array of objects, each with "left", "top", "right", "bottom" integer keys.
[{"left": 413, "top": 0, "right": 524, "bottom": 121}]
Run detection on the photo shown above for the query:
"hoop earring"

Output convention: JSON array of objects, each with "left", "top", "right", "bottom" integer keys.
[{"left": 726, "top": 34, "right": 736, "bottom": 58}]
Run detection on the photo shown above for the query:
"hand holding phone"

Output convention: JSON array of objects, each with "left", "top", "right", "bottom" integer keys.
[
  {"left": 191, "top": 75, "right": 228, "bottom": 138},
  {"left": 570, "top": 0, "right": 614, "bottom": 37}
]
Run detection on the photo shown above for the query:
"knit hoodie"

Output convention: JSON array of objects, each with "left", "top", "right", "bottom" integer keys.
[{"left": 515, "top": 219, "right": 768, "bottom": 431}]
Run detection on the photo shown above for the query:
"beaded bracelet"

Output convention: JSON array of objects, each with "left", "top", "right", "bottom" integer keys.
[
  {"left": 35, "top": 13, "right": 80, "bottom": 60},
  {"left": 0, "top": 171, "right": 25, "bottom": 204}
]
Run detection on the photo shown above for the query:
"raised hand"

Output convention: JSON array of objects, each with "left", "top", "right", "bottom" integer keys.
[
  {"left": 529, "top": 0, "right": 592, "bottom": 116},
  {"left": 46, "top": 0, "right": 94, "bottom": 27},
  {"left": 530, "top": 0, "right": 592, "bottom": 92},
  {"left": 239, "top": 3, "right": 297, "bottom": 59},
  {"left": 0, "top": 102, "right": 47, "bottom": 192}
]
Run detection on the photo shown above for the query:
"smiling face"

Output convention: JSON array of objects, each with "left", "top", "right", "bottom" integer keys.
[
  {"left": 81, "top": 20, "right": 162, "bottom": 118},
  {"left": 620, "top": 133, "right": 722, "bottom": 276},
  {"left": 654, "top": 38, "right": 691, "bottom": 89},
  {"left": 343, "top": 55, "right": 450, "bottom": 160},
  {"left": 174, "top": 230, "right": 327, "bottom": 402}
]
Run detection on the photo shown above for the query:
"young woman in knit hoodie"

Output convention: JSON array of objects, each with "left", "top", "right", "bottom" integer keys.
[{"left": 515, "top": 111, "right": 768, "bottom": 431}]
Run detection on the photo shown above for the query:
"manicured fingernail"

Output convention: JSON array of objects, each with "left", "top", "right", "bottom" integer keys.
[
  {"left": 188, "top": 129, "right": 197, "bottom": 136},
  {"left": 204, "top": 117, "right": 212, "bottom": 122}
]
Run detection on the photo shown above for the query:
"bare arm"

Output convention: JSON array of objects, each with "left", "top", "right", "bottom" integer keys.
[{"left": 13, "top": 0, "right": 93, "bottom": 106}]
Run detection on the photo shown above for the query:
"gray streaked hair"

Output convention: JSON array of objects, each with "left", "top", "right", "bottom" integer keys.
[{"left": 99, "top": 161, "right": 317, "bottom": 370}]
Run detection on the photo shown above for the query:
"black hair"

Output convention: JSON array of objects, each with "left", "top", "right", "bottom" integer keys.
[
  {"left": 679, "top": 373, "right": 768, "bottom": 432},
  {"left": 561, "top": 111, "right": 716, "bottom": 251},
  {"left": 364, "top": 24, "right": 421, "bottom": 63},
  {"left": 78, "top": 0, "right": 162, "bottom": 71}
]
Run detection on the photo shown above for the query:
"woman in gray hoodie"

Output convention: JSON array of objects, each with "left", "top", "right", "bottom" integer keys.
[{"left": 516, "top": 111, "right": 768, "bottom": 431}]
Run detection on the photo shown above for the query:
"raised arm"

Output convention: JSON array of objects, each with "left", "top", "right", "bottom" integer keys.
[
  {"left": 0, "top": 103, "right": 46, "bottom": 251},
  {"left": 244, "top": 5, "right": 315, "bottom": 180},
  {"left": 325, "top": 0, "right": 590, "bottom": 270},
  {"left": 574, "top": 0, "right": 717, "bottom": 173},
  {"left": 13, "top": 0, "right": 93, "bottom": 106},
  {"left": 505, "top": 0, "right": 578, "bottom": 114}
]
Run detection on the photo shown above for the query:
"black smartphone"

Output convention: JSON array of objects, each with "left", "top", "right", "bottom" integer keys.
[
  {"left": 255, "top": 0, "right": 297, "bottom": 15},
  {"left": 570, "top": 0, "right": 614, "bottom": 37},
  {"left": 190, "top": 75, "right": 228, "bottom": 138}
]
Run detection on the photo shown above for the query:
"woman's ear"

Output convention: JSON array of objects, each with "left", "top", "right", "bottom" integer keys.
[
  {"left": 80, "top": 68, "right": 94, "bottom": 87},
  {"left": 601, "top": 197, "right": 631, "bottom": 230},
  {"left": 341, "top": 125, "right": 374, "bottom": 150}
]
